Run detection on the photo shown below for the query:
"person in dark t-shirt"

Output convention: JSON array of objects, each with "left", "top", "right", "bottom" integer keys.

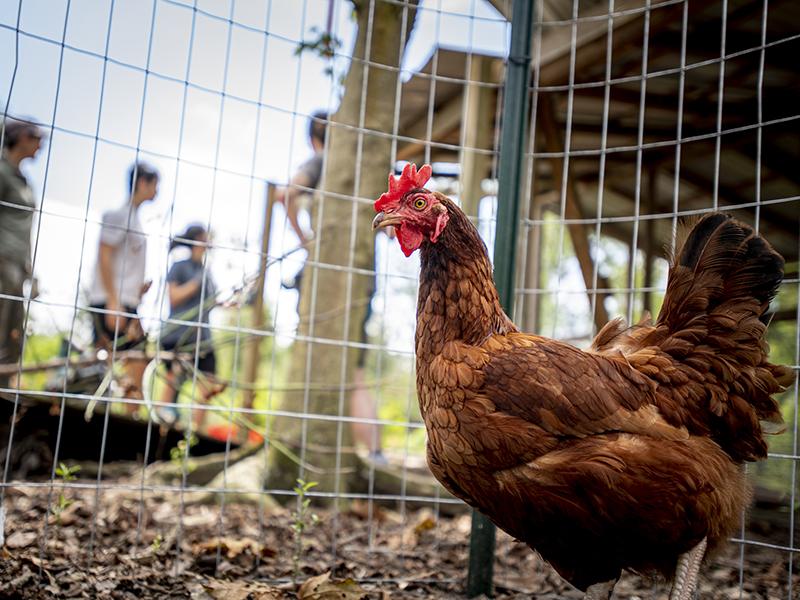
[
  {"left": 158, "top": 224, "right": 224, "bottom": 427},
  {"left": 275, "top": 111, "right": 326, "bottom": 247},
  {"left": 275, "top": 112, "right": 388, "bottom": 465}
]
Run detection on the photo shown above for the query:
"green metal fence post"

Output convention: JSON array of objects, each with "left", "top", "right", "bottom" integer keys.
[{"left": 466, "top": 0, "right": 534, "bottom": 596}]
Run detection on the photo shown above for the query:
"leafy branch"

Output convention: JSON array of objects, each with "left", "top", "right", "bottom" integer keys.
[{"left": 295, "top": 27, "right": 343, "bottom": 77}]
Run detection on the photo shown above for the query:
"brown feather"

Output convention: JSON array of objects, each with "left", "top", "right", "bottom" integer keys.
[{"left": 404, "top": 198, "right": 792, "bottom": 592}]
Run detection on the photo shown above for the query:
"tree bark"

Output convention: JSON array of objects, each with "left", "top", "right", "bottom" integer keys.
[{"left": 267, "top": 0, "right": 419, "bottom": 500}]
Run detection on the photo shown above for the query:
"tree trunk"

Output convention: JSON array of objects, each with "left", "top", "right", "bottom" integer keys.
[{"left": 266, "top": 0, "right": 419, "bottom": 500}]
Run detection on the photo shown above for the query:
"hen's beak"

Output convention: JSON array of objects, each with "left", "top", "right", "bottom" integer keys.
[{"left": 372, "top": 212, "right": 403, "bottom": 230}]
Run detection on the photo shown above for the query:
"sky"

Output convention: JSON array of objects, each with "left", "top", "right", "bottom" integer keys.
[{"left": 0, "top": 0, "right": 509, "bottom": 353}]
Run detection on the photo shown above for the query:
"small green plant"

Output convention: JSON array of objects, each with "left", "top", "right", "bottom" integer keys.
[
  {"left": 55, "top": 462, "right": 80, "bottom": 482},
  {"left": 291, "top": 478, "right": 319, "bottom": 582},
  {"left": 51, "top": 463, "right": 80, "bottom": 524},
  {"left": 295, "top": 27, "right": 343, "bottom": 77},
  {"left": 169, "top": 434, "right": 198, "bottom": 473},
  {"left": 150, "top": 533, "right": 163, "bottom": 553}
]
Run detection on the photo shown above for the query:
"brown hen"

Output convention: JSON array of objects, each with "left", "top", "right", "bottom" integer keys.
[{"left": 372, "top": 164, "right": 793, "bottom": 599}]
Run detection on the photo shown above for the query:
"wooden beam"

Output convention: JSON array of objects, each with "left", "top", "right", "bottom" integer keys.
[
  {"left": 536, "top": 0, "right": 712, "bottom": 86},
  {"left": 485, "top": 0, "right": 510, "bottom": 20},
  {"left": 397, "top": 91, "right": 463, "bottom": 162},
  {"left": 569, "top": 84, "right": 755, "bottom": 134},
  {"left": 770, "top": 308, "right": 800, "bottom": 323},
  {"left": 459, "top": 55, "right": 495, "bottom": 219},
  {"left": 518, "top": 190, "right": 557, "bottom": 333},
  {"left": 643, "top": 166, "right": 657, "bottom": 315},
  {"left": 539, "top": 95, "right": 610, "bottom": 331},
  {"left": 732, "top": 140, "right": 800, "bottom": 191},
  {"left": 586, "top": 166, "right": 800, "bottom": 256},
  {"left": 242, "top": 183, "right": 276, "bottom": 410}
]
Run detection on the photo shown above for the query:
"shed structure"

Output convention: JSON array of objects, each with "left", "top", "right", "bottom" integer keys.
[{"left": 396, "top": 0, "right": 799, "bottom": 333}]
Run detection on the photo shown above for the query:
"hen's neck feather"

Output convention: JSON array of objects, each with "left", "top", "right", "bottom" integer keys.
[{"left": 416, "top": 199, "right": 516, "bottom": 358}]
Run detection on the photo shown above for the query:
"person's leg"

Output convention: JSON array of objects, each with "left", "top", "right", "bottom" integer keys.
[
  {"left": 0, "top": 298, "right": 22, "bottom": 392},
  {"left": 122, "top": 358, "right": 147, "bottom": 415},
  {"left": 158, "top": 362, "right": 180, "bottom": 423},
  {"left": 90, "top": 304, "right": 110, "bottom": 350},
  {"left": 349, "top": 366, "right": 383, "bottom": 457},
  {"left": 193, "top": 378, "right": 208, "bottom": 431},
  {"left": 349, "top": 283, "right": 384, "bottom": 461},
  {"left": 119, "top": 307, "right": 146, "bottom": 414},
  {"left": 0, "top": 261, "right": 25, "bottom": 393},
  {"left": 194, "top": 350, "right": 224, "bottom": 431}
]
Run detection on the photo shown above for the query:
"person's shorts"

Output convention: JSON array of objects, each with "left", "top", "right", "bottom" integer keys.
[
  {"left": 90, "top": 303, "right": 142, "bottom": 352},
  {"left": 160, "top": 338, "right": 217, "bottom": 376},
  {"left": 292, "top": 266, "right": 374, "bottom": 369},
  {"left": 357, "top": 290, "right": 373, "bottom": 369},
  {"left": 0, "top": 259, "right": 26, "bottom": 366}
]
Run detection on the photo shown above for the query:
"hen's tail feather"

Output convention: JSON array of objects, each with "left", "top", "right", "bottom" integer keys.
[
  {"left": 650, "top": 213, "right": 792, "bottom": 462},
  {"left": 663, "top": 214, "right": 784, "bottom": 325}
]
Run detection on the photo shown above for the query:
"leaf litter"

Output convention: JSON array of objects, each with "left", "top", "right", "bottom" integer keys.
[{"left": 0, "top": 484, "right": 796, "bottom": 599}]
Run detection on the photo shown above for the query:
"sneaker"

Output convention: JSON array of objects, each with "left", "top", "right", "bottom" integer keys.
[
  {"left": 367, "top": 450, "right": 389, "bottom": 467},
  {"left": 155, "top": 405, "right": 179, "bottom": 426}
]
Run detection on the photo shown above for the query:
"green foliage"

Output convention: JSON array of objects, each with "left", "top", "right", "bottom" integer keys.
[
  {"left": 754, "top": 280, "right": 799, "bottom": 494},
  {"left": 291, "top": 478, "right": 320, "bottom": 582},
  {"left": 21, "top": 334, "right": 64, "bottom": 391},
  {"left": 51, "top": 493, "right": 73, "bottom": 523},
  {"left": 55, "top": 462, "right": 80, "bottom": 481},
  {"left": 51, "top": 462, "right": 80, "bottom": 524},
  {"left": 295, "top": 27, "right": 343, "bottom": 76},
  {"left": 150, "top": 533, "right": 163, "bottom": 553},
  {"left": 170, "top": 434, "right": 198, "bottom": 473},
  {"left": 370, "top": 352, "right": 426, "bottom": 455}
]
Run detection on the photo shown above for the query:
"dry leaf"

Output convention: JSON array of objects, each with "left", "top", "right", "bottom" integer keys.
[
  {"left": 5, "top": 531, "right": 37, "bottom": 549},
  {"left": 413, "top": 516, "right": 436, "bottom": 535},
  {"left": 182, "top": 510, "right": 218, "bottom": 528},
  {"left": 396, "top": 509, "right": 438, "bottom": 546},
  {"left": 348, "top": 500, "right": 387, "bottom": 523},
  {"left": 204, "top": 580, "right": 286, "bottom": 600},
  {"left": 298, "top": 571, "right": 369, "bottom": 599},
  {"left": 193, "top": 537, "right": 276, "bottom": 559}
]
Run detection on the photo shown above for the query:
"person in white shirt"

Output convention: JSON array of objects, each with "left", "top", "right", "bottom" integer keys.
[{"left": 89, "top": 162, "right": 159, "bottom": 405}]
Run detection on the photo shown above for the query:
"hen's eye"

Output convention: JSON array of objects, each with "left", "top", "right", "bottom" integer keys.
[{"left": 413, "top": 197, "right": 427, "bottom": 210}]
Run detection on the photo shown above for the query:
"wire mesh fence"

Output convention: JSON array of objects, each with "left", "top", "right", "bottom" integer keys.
[{"left": 0, "top": 0, "right": 798, "bottom": 598}]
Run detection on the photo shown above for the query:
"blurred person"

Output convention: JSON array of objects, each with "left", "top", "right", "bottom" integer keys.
[
  {"left": 275, "top": 110, "right": 327, "bottom": 248},
  {"left": 158, "top": 224, "right": 224, "bottom": 429},
  {"left": 88, "top": 162, "right": 159, "bottom": 407},
  {"left": 0, "top": 118, "right": 44, "bottom": 391},
  {"left": 276, "top": 112, "right": 387, "bottom": 465}
]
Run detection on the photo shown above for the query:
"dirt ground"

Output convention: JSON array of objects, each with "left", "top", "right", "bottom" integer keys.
[{"left": 0, "top": 483, "right": 797, "bottom": 599}]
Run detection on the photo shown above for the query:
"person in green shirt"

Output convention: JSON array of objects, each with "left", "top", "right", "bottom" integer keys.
[{"left": 0, "top": 118, "right": 43, "bottom": 391}]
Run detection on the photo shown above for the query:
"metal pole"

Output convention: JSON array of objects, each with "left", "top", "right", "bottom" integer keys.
[{"left": 466, "top": 0, "right": 534, "bottom": 597}]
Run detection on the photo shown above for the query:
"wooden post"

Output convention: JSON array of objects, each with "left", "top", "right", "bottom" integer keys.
[
  {"left": 520, "top": 191, "right": 553, "bottom": 333},
  {"left": 539, "top": 94, "right": 610, "bottom": 332},
  {"left": 643, "top": 167, "right": 657, "bottom": 316},
  {"left": 242, "top": 183, "right": 275, "bottom": 410},
  {"left": 625, "top": 238, "right": 635, "bottom": 322},
  {"left": 459, "top": 55, "right": 495, "bottom": 220}
]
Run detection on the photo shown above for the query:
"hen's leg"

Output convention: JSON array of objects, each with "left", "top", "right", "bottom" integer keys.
[
  {"left": 584, "top": 579, "right": 617, "bottom": 600},
  {"left": 669, "top": 537, "right": 707, "bottom": 600}
]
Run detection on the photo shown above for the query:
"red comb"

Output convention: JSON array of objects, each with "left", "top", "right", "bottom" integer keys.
[{"left": 374, "top": 163, "right": 432, "bottom": 212}]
